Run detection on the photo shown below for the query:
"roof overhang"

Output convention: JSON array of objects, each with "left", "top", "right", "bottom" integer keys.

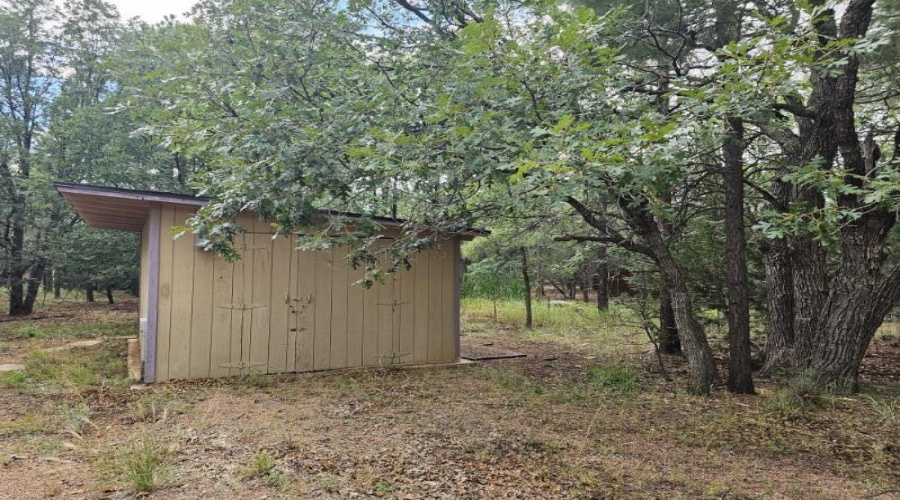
[
  {"left": 53, "top": 181, "right": 490, "bottom": 238},
  {"left": 55, "top": 182, "right": 204, "bottom": 232}
]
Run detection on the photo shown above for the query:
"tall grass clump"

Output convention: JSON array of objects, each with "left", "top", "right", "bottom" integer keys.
[
  {"left": 766, "top": 371, "right": 824, "bottom": 418},
  {"left": 113, "top": 436, "right": 170, "bottom": 493}
]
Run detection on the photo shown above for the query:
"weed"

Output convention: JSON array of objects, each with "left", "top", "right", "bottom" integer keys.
[
  {"left": 114, "top": 436, "right": 169, "bottom": 493},
  {"left": 130, "top": 390, "right": 185, "bottom": 422},
  {"left": 866, "top": 395, "right": 899, "bottom": 424},
  {"left": 9, "top": 325, "right": 48, "bottom": 339},
  {"left": 315, "top": 472, "right": 341, "bottom": 492},
  {"left": 0, "top": 412, "right": 47, "bottom": 437},
  {"left": 237, "top": 371, "right": 278, "bottom": 389},
  {"left": 703, "top": 481, "right": 731, "bottom": 499},
  {"left": 241, "top": 450, "right": 276, "bottom": 479},
  {"left": 584, "top": 364, "right": 640, "bottom": 392},
  {"left": 376, "top": 481, "right": 394, "bottom": 496},
  {"left": 57, "top": 403, "right": 95, "bottom": 435},
  {"left": 766, "top": 371, "right": 823, "bottom": 418},
  {"left": 0, "top": 369, "right": 27, "bottom": 389}
]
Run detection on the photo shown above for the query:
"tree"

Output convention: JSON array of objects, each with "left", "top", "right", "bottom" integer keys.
[
  {"left": 123, "top": 0, "right": 900, "bottom": 394},
  {"left": 0, "top": 0, "right": 60, "bottom": 315}
]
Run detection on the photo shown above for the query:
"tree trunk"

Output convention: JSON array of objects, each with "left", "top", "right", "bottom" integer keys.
[
  {"left": 811, "top": 213, "right": 899, "bottom": 392},
  {"left": 42, "top": 265, "right": 52, "bottom": 292},
  {"left": 595, "top": 246, "right": 609, "bottom": 313},
  {"left": 53, "top": 270, "right": 62, "bottom": 299},
  {"left": 106, "top": 286, "right": 115, "bottom": 304},
  {"left": 759, "top": 237, "right": 795, "bottom": 376},
  {"left": 658, "top": 286, "right": 681, "bottom": 355},
  {"left": 22, "top": 263, "right": 45, "bottom": 315},
  {"left": 521, "top": 247, "right": 533, "bottom": 329},
  {"left": 789, "top": 236, "right": 829, "bottom": 368},
  {"left": 7, "top": 221, "right": 28, "bottom": 316},
  {"left": 722, "top": 117, "right": 754, "bottom": 394},
  {"left": 626, "top": 202, "right": 718, "bottom": 394},
  {"left": 85, "top": 288, "right": 95, "bottom": 302}
]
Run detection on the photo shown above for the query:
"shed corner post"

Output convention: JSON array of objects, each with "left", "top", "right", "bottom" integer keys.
[{"left": 144, "top": 203, "right": 162, "bottom": 383}]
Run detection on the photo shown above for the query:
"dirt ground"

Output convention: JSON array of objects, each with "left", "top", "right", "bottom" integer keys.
[{"left": 1, "top": 297, "right": 899, "bottom": 499}]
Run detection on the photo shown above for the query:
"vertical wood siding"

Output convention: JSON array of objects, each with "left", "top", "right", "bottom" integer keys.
[{"left": 153, "top": 206, "right": 460, "bottom": 381}]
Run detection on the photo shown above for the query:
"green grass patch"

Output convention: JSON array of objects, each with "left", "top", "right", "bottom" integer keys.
[
  {"left": 6, "top": 320, "right": 134, "bottom": 340},
  {"left": 462, "top": 298, "right": 644, "bottom": 357},
  {"left": 584, "top": 364, "right": 641, "bottom": 392},
  {"left": 1, "top": 342, "right": 128, "bottom": 394}
]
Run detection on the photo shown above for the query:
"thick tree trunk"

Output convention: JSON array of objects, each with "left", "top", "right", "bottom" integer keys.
[
  {"left": 722, "top": 117, "right": 754, "bottom": 394},
  {"left": 521, "top": 247, "right": 533, "bottom": 329},
  {"left": 759, "top": 237, "right": 795, "bottom": 376},
  {"left": 658, "top": 287, "right": 681, "bottom": 355},
  {"left": 789, "top": 236, "right": 829, "bottom": 368},
  {"left": 812, "top": 214, "right": 899, "bottom": 392},
  {"left": 85, "top": 288, "right": 95, "bottom": 302},
  {"left": 106, "top": 286, "right": 115, "bottom": 305},
  {"left": 53, "top": 274, "right": 62, "bottom": 299}
]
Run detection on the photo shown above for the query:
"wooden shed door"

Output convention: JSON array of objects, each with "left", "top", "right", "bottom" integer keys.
[
  {"left": 216, "top": 231, "right": 272, "bottom": 375},
  {"left": 289, "top": 246, "right": 316, "bottom": 372}
]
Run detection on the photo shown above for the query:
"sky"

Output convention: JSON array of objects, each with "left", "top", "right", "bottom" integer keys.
[{"left": 107, "top": 0, "right": 197, "bottom": 23}]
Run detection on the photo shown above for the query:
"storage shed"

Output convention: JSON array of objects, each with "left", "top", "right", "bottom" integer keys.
[{"left": 54, "top": 182, "right": 486, "bottom": 382}]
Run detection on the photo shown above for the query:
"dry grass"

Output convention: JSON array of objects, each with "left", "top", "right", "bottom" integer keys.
[{"left": 0, "top": 297, "right": 898, "bottom": 498}]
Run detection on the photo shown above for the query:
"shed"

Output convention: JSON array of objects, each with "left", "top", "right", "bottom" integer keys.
[{"left": 54, "top": 182, "right": 486, "bottom": 382}]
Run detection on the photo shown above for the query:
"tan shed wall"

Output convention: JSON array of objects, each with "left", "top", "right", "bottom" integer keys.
[{"left": 152, "top": 205, "right": 460, "bottom": 381}]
